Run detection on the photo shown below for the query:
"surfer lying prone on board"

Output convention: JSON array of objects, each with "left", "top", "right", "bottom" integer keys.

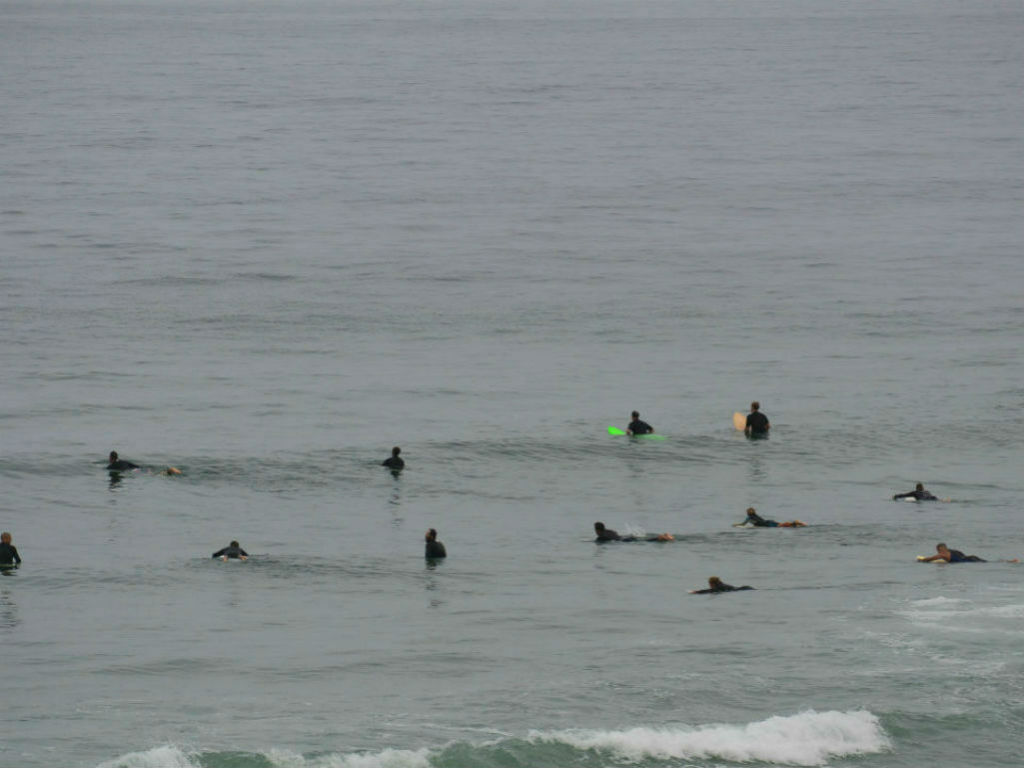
[
  {"left": 593, "top": 522, "right": 674, "bottom": 542},
  {"left": 690, "top": 577, "right": 754, "bottom": 594},
  {"left": 733, "top": 508, "right": 806, "bottom": 528},
  {"left": 106, "top": 451, "right": 181, "bottom": 476},
  {"left": 916, "top": 543, "right": 1019, "bottom": 563},
  {"left": 893, "top": 483, "right": 939, "bottom": 501},
  {"left": 212, "top": 541, "right": 248, "bottom": 561}
]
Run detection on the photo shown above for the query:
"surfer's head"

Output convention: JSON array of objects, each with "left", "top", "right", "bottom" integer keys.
[
  {"left": 916, "top": 483, "right": 925, "bottom": 492},
  {"left": 0, "top": 532, "right": 10, "bottom": 545},
  {"left": 708, "top": 577, "right": 723, "bottom": 588},
  {"left": 425, "top": 528, "right": 438, "bottom": 542},
  {"left": 935, "top": 543, "right": 949, "bottom": 554},
  {"left": 746, "top": 507, "right": 756, "bottom": 517},
  {"left": 230, "top": 540, "right": 239, "bottom": 548},
  {"left": 109, "top": 451, "right": 118, "bottom": 462},
  {"left": 594, "top": 522, "right": 606, "bottom": 533},
  {"left": 392, "top": 446, "right": 401, "bottom": 457},
  {"left": 750, "top": 401, "right": 760, "bottom": 412},
  {"left": 631, "top": 411, "right": 639, "bottom": 419}
]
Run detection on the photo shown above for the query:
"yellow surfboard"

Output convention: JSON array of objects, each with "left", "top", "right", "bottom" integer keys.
[{"left": 732, "top": 412, "right": 746, "bottom": 430}]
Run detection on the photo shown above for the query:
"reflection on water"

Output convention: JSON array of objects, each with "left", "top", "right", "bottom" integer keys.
[{"left": 0, "top": 586, "right": 20, "bottom": 630}]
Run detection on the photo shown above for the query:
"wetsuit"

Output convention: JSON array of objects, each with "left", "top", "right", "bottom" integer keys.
[
  {"left": 108, "top": 459, "right": 139, "bottom": 471},
  {"left": 212, "top": 545, "right": 248, "bottom": 559},
  {"left": 693, "top": 583, "right": 754, "bottom": 594},
  {"left": 425, "top": 540, "right": 447, "bottom": 558},
  {"left": 947, "top": 549, "right": 985, "bottom": 563},
  {"left": 627, "top": 419, "right": 653, "bottom": 435},
  {"left": 742, "top": 512, "right": 779, "bottom": 528},
  {"left": 0, "top": 543, "right": 21, "bottom": 567},
  {"left": 745, "top": 412, "right": 769, "bottom": 435},
  {"left": 382, "top": 456, "right": 405, "bottom": 470},
  {"left": 893, "top": 489, "right": 938, "bottom": 501}
]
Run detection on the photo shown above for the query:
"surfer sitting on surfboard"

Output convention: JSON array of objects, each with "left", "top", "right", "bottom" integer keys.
[
  {"left": 382, "top": 446, "right": 405, "bottom": 471},
  {"left": 734, "top": 508, "right": 806, "bottom": 528},
  {"left": 744, "top": 402, "right": 769, "bottom": 437},
  {"left": 626, "top": 411, "right": 654, "bottom": 436},
  {"left": 893, "top": 483, "right": 937, "bottom": 501},
  {"left": 212, "top": 541, "right": 248, "bottom": 561},
  {"left": 0, "top": 532, "right": 21, "bottom": 569},
  {"left": 690, "top": 577, "right": 753, "bottom": 594}
]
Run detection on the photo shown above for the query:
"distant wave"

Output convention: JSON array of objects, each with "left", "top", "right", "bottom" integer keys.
[{"left": 95, "top": 710, "right": 889, "bottom": 768}]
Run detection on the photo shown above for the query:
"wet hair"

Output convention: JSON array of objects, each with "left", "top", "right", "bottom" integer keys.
[
  {"left": 392, "top": 446, "right": 401, "bottom": 456},
  {"left": 631, "top": 411, "right": 639, "bottom": 419},
  {"left": 109, "top": 451, "right": 118, "bottom": 460},
  {"left": 936, "top": 542, "right": 947, "bottom": 549},
  {"left": 746, "top": 507, "right": 756, "bottom": 515},
  {"left": 709, "top": 577, "right": 723, "bottom": 587},
  {"left": 594, "top": 522, "right": 605, "bottom": 531},
  {"left": 916, "top": 483, "right": 924, "bottom": 491},
  {"left": 230, "top": 540, "right": 239, "bottom": 548},
  {"left": 0, "top": 532, "right": 10, "bottom": 543},
  {"left": 426, "top": 528, "right": 437, "bottom": 540},
  {"left": 751, "top": 402, "right": 760, "bottom": 411}
]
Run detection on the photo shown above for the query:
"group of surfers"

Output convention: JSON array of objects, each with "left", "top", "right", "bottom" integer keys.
[{"left": 0, "top": 410, "right": 986, "bottom": 575}]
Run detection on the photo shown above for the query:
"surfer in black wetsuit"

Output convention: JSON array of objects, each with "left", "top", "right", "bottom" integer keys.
[
  {"left": 594, "top": 522, "right": 625, "bottom": 541},
  {"left": 919, "top": 543, "right": 985, "bottom": 563},
  {"left": 0, "top": 532, "right": 21, "bottom": 568},
  {"left": 382, "top": 446, "right": 405, "bottom": 471},
  {"left": 212, "top": 540, "right": 248, "bottom": 560},
  {"left": 735, "top": 507, "right": 806, "bottom": 528},
  {"left": 626, "top": 411, "right": 654, "bottom": 436},
  {"left": 690, "top": 577, "right": 754, "bottom": 594},
  {"left": 425, "top": 528, "right": 446, "bottom": 559},
  {"left": 893, "top": 483, "right": 938, "bottom": 501},
  {"left": 744, "top": 402, "right": 769, "bottom": 437},
  {"left": 107, "top": 451, "right": 139, "bottom": 471},
  {"left": 593, "top": 522, "right": 673, "bottom": 542}
]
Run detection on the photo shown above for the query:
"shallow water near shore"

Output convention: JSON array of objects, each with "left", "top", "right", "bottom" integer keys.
[{"left": 2, "top": 0, "right": 1023, "bottom": 766}]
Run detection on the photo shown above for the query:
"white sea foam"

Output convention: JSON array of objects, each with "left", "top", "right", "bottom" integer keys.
[
  {"left": 96, "top": 745, "right": 199, "bottom": 768},
  {"left": 96, "top": 746, "right": 434, "bottom": 768},
  {"left": 263, "top": 747, "right": 433, "bottom": 768},
  {"left": 527, "top": 709, "right": 890, "bottom": 767}
]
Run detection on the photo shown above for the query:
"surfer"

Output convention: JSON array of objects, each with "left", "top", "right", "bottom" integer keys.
[
  {"left": 626, "top": 411, "right": 654, "bottom": 436},
  {"left": 744, "top": 402, "right": 770, "bottom": 437},
  {"left": 919, "top": 543, "right": 985, "bottom": 563},
  {"left": 0, "top": 532, "right": 21, "bottom": 568},
  {"left": 690, "top": 577, "right": 754, "bottom": 594},
  {"left": 107, "top": 451, "right": 139, "bottom": 471},
  {"left": 893, "top": 483, "right": 938, "bottom": 501},
  {"left": 593, "top": 522, "right": 673, "bottom": 542},
  {"left": 735, "top": 507, "right": 806, "bottom": 528},
  {"left": 382, "top": 446, "right": 405, "bottom": 471},
  {"left": 425, "top": 528, "right": 446, "bottom": 559},
  {"left": 212, "top": 541, "right": 248, "bottom": 560}
]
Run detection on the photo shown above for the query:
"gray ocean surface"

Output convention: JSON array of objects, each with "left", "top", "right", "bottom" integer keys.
[{"left": 2, "top": 0, "right": 1023, "bottom": 766}]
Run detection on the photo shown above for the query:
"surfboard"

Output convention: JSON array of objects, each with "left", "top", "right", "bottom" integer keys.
[
  {"left": 733, "top": 412, "right": 745, "bottom": 430},
  {"left": 608, "top": 426, "right": 666, "bottom": 440}
]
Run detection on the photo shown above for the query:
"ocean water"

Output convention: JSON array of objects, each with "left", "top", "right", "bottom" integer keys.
[{"left": 2, "top": 0, "right": 1023, "bottom": 766}]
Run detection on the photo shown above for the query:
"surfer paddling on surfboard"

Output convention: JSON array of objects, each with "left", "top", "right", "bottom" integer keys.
[
  {"left": 733, "top": 508, "right": 806, "bottom": 528},
  {"left": 212, "top": 540, "right": 248, "bottom": 561},
  {"left": 690, "top": 577, "right": 754, "bottom": 594},
  {"left": 893, "top": 483, "right": 938, "bottom": 501},
  {"left": 594, "top": 522, "right": 674, "bottom": 542}
]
